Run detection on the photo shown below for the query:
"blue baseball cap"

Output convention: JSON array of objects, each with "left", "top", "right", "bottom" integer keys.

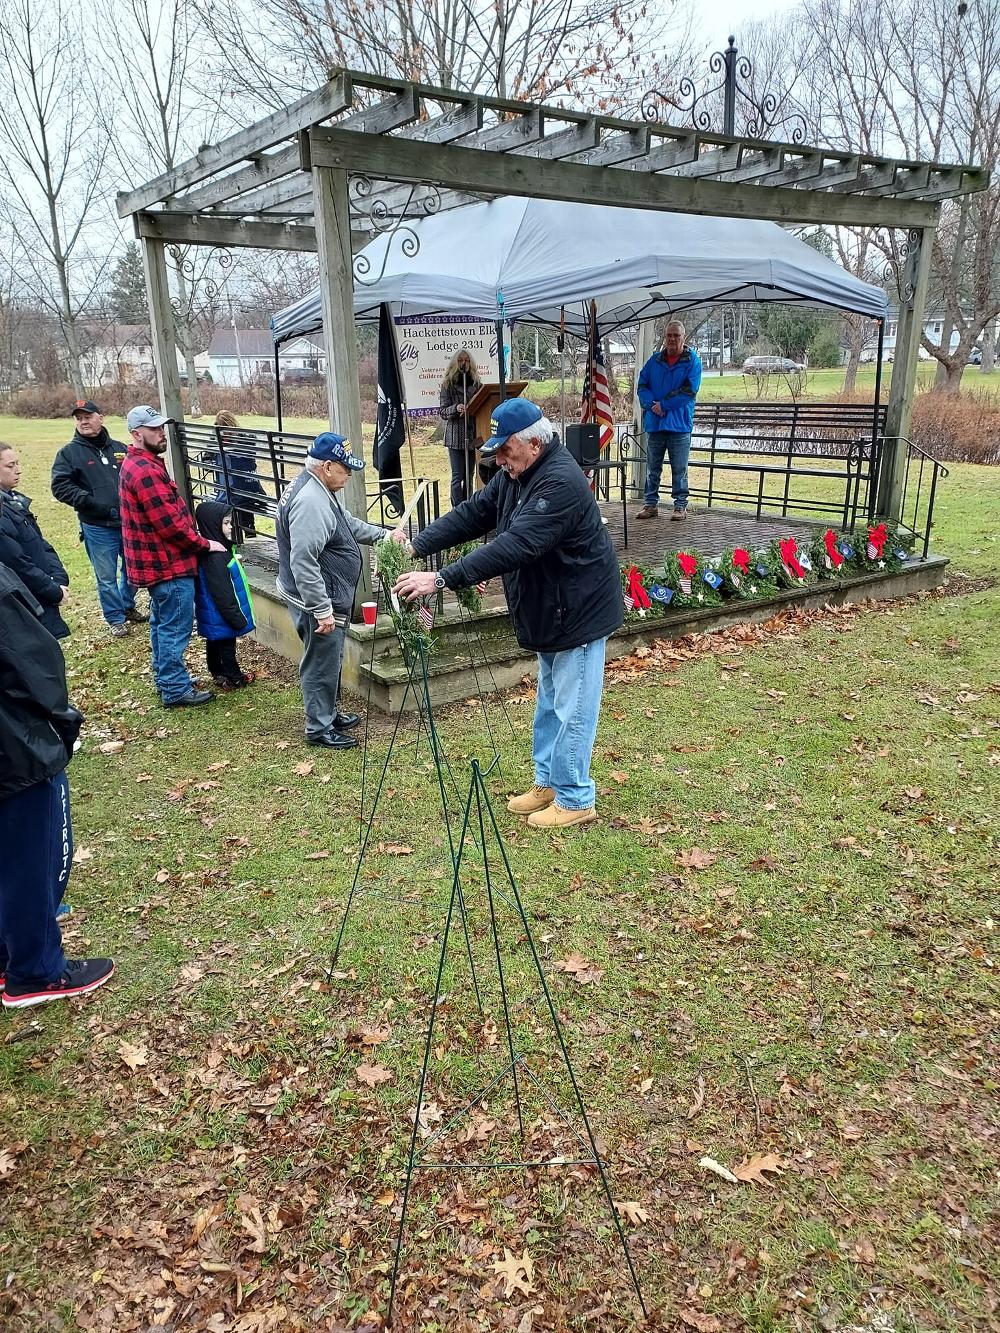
[
  {"left": 480, "top": 398, "right": 544, "bottom": 456},
  {"left": 309, "top": 432, "right": 365, "bottom": 471}
]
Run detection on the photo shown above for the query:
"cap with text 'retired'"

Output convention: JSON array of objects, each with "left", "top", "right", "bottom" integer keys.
[{"left": 308, "top": 432, "right": 365, "bottom": 471}]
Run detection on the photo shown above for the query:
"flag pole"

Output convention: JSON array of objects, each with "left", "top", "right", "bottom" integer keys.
[{"left": 386, "top": 308, "right": 417, "bottom": 487}]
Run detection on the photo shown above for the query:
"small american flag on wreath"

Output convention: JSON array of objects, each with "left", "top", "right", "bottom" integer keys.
[{"left": 417, "top": 602, "right": 435, "bottom": 632}]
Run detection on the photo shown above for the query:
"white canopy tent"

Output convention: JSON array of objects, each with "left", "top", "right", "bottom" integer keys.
[{"left": 270, "top": 196, "right": 888, "bottom": 343}]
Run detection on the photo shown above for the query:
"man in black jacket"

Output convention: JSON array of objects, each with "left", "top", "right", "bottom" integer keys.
[
  {"left": 0, "top": 564, "right": 115, "bottom": 1008},
  {"left": 0, "top": 443, "right": 70, "bottom": 639},
  {"left": 394, "top": 399, "right": 623, "bottom": 829},
  {"left": 51, "top": 400, "right": 144, "bottom": 638}
]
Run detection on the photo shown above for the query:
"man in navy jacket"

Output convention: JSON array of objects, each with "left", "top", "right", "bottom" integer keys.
[
  {"left": 636, "top": 321, "right": 702, "bottom": 521},
  {"left": 394, "top": 399, "right": 623, "bottom": 830}
]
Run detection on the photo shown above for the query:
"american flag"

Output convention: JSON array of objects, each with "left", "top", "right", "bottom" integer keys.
[
  {"left": 580, "top": 300, "right": 614, "bottom": 453},
  {"left": 623, "top": 591, "right": 635, "bottom": 611},
  {"left": 417, "top": 602, "right": 435, "bottom": 632}
]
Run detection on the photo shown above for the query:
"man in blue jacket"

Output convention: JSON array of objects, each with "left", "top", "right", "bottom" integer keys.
[
  {"left": 393, "top": 399, "right": 623, "bottom": 830},
  {"left": 636, "top": 321, "right": 702, "bottom": 521}
]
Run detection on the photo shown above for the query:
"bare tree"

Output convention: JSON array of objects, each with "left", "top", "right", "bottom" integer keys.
[
  {"left": 195, "top": 0, "right": 675, "bottom": 115},
  {"left": 99, "top": 0, "right": 232, "bottom": 415},
  {"left": 782, "top": 0, "right": 1000, "bottom": 393},
  {"left": 0, "top": 0, "right": 111, "bottom": 394}
]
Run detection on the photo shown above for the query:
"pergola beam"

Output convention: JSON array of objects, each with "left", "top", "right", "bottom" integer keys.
[
  {"left": 308, "top": 125, "right": 941, "bottom": 229},
  {"left": 116, "top": 73, "right": 353, "bottom": 218},
  {"left": 135, "top": 210, "right": 317, "bottom": 252}
]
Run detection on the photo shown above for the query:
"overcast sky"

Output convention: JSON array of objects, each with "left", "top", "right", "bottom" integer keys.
[{"left": 685, "top": 0, "right": 797, "bottom": 47}]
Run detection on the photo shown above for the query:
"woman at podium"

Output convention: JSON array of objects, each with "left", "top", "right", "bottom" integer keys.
[{"left": 438, "top": 349, "right": 481, "bottom": 508}]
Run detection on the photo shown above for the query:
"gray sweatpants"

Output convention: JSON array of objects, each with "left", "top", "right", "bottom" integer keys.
[{"left": 291, "top": 607, "right": 346, "bottom": 740}]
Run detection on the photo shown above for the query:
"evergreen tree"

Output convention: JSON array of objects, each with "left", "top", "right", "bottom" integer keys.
[{"left": 107, "top": 243, "right": 147, "bottom": 323}]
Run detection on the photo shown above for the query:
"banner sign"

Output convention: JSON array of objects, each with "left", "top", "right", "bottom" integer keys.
[{"left": 395, "top": 315, "right": 499, "bottom": 417}]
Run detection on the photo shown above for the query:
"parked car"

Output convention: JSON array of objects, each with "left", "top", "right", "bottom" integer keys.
[
  {"left": 178, "top": 370, "right": 212, "bottom": 386},
  {"left": 742, "top": 355, "right": 805, "bottom": 375},
  {"left": 281, "top": 367, "right": 324, "bottom": 386},
  {"left": 967, "top": 346, "right": 983, "bottom": 365}
]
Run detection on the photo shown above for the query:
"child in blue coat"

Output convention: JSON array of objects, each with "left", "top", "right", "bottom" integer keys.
[{"left": 194, "top": 502, "right": 255, "bottom": 690}]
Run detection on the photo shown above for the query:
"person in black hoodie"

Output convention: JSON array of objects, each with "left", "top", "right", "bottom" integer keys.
[
  {"left": 50, "top": 400, "right": 144, "bottom": 638},
  {"left": 194, "top": 501, "right": 256, "bottom": 691},
  {"left": 0, "top": 444, "right": 70, "bottom": 640},
  {"left": 0, "top": 563, "right": 115, "bottom": 1008}
]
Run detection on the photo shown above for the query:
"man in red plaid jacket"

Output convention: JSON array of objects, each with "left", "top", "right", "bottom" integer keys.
[{"left": 120, "top": 406, "right": 226, "bottom": 708}]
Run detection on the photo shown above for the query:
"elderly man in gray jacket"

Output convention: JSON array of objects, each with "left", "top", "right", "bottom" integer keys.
[{"left": 275, "top": 433, "right": 404, "bottom": 749}]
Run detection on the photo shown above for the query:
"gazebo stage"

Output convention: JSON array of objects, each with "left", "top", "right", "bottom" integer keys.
[{"left": 241, "top": 508, "right": 948, "bottom": 714}]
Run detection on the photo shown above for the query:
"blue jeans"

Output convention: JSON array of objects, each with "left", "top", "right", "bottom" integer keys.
[
  {"left": 644, "top": 430, "right": 691, "bottom": 509},
  {"left": 81, "top": 523, "right": 135, "bottom": 624},
  {"left": 532, "top": 639, "right": 607, "bottom": 810},
  {"left": 0, "top": 772, "right": 70, "bottom": 986},
  {"left": 148, "top": 577, "right": 196, "bottom": 703}
]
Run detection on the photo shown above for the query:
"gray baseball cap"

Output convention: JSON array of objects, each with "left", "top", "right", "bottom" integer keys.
[{"left": 126, "top": 405, "right": 172, "bottom": 432}]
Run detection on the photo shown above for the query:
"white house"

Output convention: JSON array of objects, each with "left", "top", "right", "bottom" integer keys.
[{"left": 206, "top": 329, "right": 327, "bottom": 386}]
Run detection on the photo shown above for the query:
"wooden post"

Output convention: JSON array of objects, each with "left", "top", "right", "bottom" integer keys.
[
  {"left": 879, "top": 227, "right": 933, "bottom": 521},
  {"left": 631, "top": 319, "right": 656, "bottom": 497},
  {"left": 311, "top": 162, "right": 371, "bottom": 601},
  {"left": 141, "top": 238, "right": 186, "bottom": 494}
]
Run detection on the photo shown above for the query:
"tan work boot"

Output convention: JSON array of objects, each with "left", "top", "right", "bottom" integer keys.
[
  {"left": 670, "top": 507, "right": 687, "bottom": 521},
  {"left": 527, "top": 803, "right": 597, "bottom": 829},
  {"left": 635, "top": 504, "right": 659, "bottom": 520},
  {"left": 507, "top": 785, "right": 555, "bottom": 815}
]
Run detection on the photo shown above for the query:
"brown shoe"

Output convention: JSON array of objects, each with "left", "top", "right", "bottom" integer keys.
[
  {"left": 671, "top": 507, "right": 687, "bottom": 521},
  {"left": 527, "top": 803, "right": 597, "bottom": 829},
  {"left": 507, "top": 785, "right": 555, "bottom": 815},
  {"left": 635, "top": 505, "right": 659, "bottom": 520}
]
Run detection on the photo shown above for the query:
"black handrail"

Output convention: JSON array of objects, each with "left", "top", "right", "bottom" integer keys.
[{"left": 884, "top": 435, "right": 949, "bottom": 558}]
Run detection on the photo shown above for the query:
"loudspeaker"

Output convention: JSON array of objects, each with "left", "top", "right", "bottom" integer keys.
[{"left": 565, "top": 422, "right": 601, "bottom": 468}]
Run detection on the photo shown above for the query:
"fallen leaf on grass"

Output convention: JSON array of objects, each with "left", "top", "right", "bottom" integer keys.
[
  {"left": 732, "top": 1152, "right": 785, "bottom": 1186},
  {"left": 490, "top": 1247, "right": 535, "bottom": 1298},
  {"left": 609, "top": 769, "right": 629, "bottom": 784},
  {"left": 686, "top": 1075, "right": 706, "bottom": 1120},
  {"left": 853, "top": 1234, "right": 877, "bottom": 1265},
  {"left": 154, "top": 868, "right": 170, "bottom": 884},
  {"left": 676, "top": 847, "right": 717, "bottom": 870},
  {"left": 679, "top": 1310, "right": 722, "bottom": 1332},
  {"left": 179, "top": 962, "right": 206, "bottom": 984},
  {"left": 294, "top": 761, "right": 315, "bottom": 776},
  {"left": 376, "top": 842, "right": 413, "bottom": 856},
  {"left": 356, "top": 1063, "right": 393, "bottom": 1087},
  {"left": 554, "top": 952, "right": 604, "bottom": 985},
  {"left": 188, "top": 1200, "right": 224, "bottom": 1246},
  {"left": 375, "top": 1189, "right": 395, "bottom": 1207},
  {"left": 117, "top": 1039, "right": 149, "bottom": 1072},
  {"left": 304, "top": 850, "right": 330, "bottom": 860},
  {"left": 206, "top": 760, "right": 230, "bottom": 772},
  {"left": 72, "top": 846, "right": 93, "bottom": 865},
  {"left": 699, "top": 1156, "right": 739, "bottom": 1184},
  {"left": 239, "top": 1206, "right": 267, "bottom": 1253},
  {"left": 614, "top": 1200, "right": 650, "bottom": 1227},
  {"left": 746, "top": 855, "right": 778, "bottom": 873},
  {"left": 409, "top": 1101, "right": 444, "bottom": 1138},
  {"left": 98, "top": 740, "right": 125, "bottom": 755}
]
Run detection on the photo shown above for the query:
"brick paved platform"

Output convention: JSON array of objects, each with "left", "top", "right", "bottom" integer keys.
[{"left": 597, "top": 500, "right": 819, "bottom": 563}]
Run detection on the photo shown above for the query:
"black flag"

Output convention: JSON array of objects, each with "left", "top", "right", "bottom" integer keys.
[{"left": 374, "top": 303, "right": 405, "bottom": 516}]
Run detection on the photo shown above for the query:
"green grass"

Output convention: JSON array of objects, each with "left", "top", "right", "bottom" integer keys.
[{"left": 0, "top": 434, "right": 997, "bottom": 1330}]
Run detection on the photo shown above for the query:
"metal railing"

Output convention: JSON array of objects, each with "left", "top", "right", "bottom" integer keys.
[
  {"left": 172, "top": 421, "right": 440, "bottom": 554},
  {"left": 611, "top": 401, "right": 886, "bottom": 531},
  {"left": 893, "top": 436, "right": 949, "bottom": 558}
]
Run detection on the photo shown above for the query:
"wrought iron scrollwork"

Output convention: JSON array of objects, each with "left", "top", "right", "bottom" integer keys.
[
  {"left": 350, "top": 176, "right": 440, "bottom": 286},
  {"left": 643, "top": 35, "right": 807, "bottom": 145},
  {"left": 166, "top": 245, "right": 234, "bottom": 316},
  {"left": 882, "top": 228, "right": 921, "bottom": 302}
]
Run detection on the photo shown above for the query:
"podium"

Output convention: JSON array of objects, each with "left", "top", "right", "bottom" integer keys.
[{"left": 465, "top": 382, "right": 528, "bottom": 449}]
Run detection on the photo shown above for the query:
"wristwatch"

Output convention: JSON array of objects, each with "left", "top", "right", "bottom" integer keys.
[{"left": 434, "top": 573, "right": 446, "bottom": 591}]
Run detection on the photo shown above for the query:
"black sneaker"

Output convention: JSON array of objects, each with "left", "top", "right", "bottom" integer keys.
[
  {"left": 163, "top": 688, "right": 215, "bottom": 708},
  {"left": 2, "top": 958, "right": 115, "bottom": 1009},
  {"left": 123, "top": 608, "right": 149, "bottom": 623},
  {"left": 307, "top": 731, "right": 359, "bottom": 750},
  {"left": 333, "top": 711, "right": 360, "bottom": 730}
]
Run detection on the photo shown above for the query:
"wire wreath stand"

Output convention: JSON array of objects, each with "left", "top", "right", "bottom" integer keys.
[{"left": 326, "top": 560, "right": 647, "bottom": 1327}]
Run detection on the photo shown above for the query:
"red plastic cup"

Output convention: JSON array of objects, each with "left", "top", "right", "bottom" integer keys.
[{"left": 361, "top": 601, "right": 377, "bottom": 627}]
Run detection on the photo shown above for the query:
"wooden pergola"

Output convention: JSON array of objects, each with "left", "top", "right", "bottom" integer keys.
[{"left": 117, "top": 67, "right": 988, "bottom": 523}]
